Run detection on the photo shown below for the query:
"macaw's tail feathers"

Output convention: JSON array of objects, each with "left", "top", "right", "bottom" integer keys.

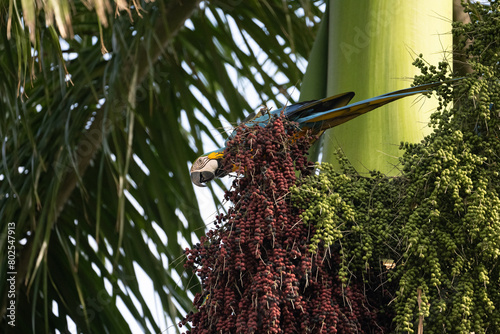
[
  {"left": 301, "top": 81, "right": 445, "bottom": 132},
  {"left": 377, "top": 81, "right": 444, "bottom": 98}
]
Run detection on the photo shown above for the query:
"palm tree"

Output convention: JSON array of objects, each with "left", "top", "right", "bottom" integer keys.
[{"left": 0, "top": 0, "right": 323, "bottom": 332}]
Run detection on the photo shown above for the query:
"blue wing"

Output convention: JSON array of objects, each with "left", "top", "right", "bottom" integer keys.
[
  {"left": 298, "top": 82, "right": 444, "bottom": 132},
  {"left": 220, "top": 81, "right": 446, "bottom": 149},
  {"left": 234, "top": 91, "right": 356, "bottom": 131}
]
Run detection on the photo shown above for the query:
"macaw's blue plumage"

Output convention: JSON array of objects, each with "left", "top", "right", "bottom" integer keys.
[
  {"left": 190, "top": 81, "right": 445, "bottom": 187},
  {"left": 242, "top": 81, "right": 443, "bottom": 133}
]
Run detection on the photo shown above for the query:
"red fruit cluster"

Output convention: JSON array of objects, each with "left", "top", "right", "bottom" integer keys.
[{"left": 181, "top": 113, "right": 386, "bottom": 333}]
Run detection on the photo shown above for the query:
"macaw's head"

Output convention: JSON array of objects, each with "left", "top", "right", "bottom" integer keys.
[{"left": 190, "top": 150, "right": 225, "bottom": 187}]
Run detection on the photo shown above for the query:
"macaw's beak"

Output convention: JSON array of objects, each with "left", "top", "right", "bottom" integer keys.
[
  {"left": 190, "top": 170, "right": 215, "bottom": 187},
  {"left": 190, "top": 152, "right": 225, "bottom": 187}
]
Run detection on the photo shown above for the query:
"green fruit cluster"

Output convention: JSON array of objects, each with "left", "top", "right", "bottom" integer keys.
[
  {"left": 291, "top": 157, "right": 406, "bottom": 284},
  {"left": 292, "top": 1, "right": 500, "bottom": 333}
]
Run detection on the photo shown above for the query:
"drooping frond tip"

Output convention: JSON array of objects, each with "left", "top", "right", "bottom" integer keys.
[{"left": 8, "top": 0, "right": 146, "bottom": 43}]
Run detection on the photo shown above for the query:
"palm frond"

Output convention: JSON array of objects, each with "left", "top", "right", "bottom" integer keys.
[{"left": 0, "top": 0, "right": 323, "bottom": 332}]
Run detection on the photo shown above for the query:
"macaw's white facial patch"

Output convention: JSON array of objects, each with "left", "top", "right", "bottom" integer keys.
[
  {"left": 200, "top": 159, "right": 219, "bottom": 174},
  {"left": 191, "top": 156, "right": 219, "bottom": 174}
]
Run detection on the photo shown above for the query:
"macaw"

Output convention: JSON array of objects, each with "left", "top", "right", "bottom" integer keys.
[{"left": 190, "top": 82, "right": 443, "bottom": 187}]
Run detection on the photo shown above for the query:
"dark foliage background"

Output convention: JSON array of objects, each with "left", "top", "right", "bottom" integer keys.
[{"left": 0, "top": 0, "right": 324, "bottom": 332}]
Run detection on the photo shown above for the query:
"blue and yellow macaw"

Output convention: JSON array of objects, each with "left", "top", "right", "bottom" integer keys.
[{"left": 190, "top": 82, "right": 443, "bottom": 187}]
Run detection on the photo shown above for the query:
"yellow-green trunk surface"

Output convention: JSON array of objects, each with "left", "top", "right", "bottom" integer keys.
[{"left": 302, "top": 1, "right": 452, "bottom": 174}]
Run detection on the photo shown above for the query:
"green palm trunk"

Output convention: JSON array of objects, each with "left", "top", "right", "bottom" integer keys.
[{"left": 302, "top": 1, "right": 452, "bottom": 174}]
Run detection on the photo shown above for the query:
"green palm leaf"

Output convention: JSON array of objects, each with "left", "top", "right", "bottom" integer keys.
[{"left": 1, "top": 0, "right": 323, "bottom": 332}]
